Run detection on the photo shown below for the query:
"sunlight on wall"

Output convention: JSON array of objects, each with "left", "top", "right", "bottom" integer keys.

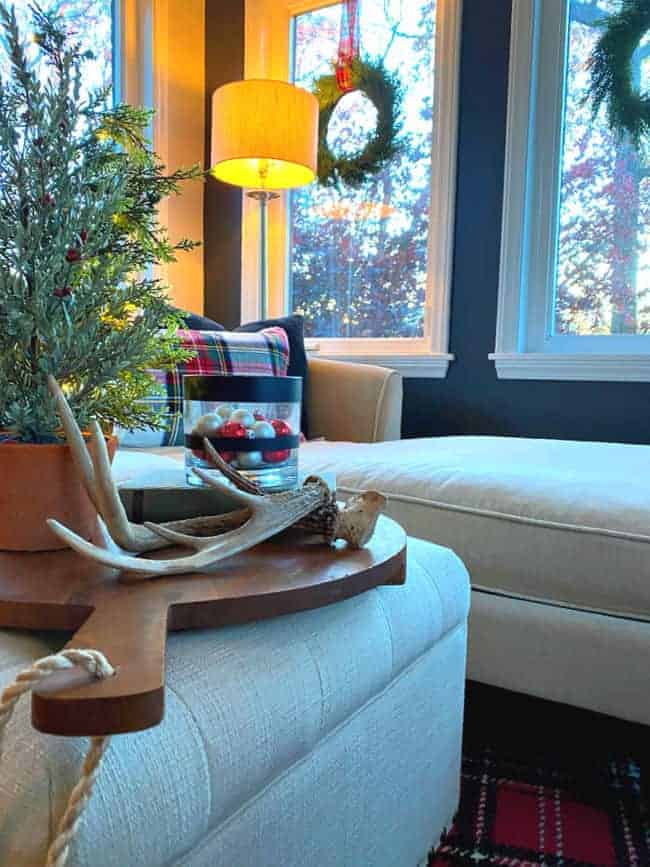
[{"left": 154, "top": 0, "right": 206, "bottom": 314}]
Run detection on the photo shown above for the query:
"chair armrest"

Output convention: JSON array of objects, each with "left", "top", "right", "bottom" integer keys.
[{"left": 306, "top": 357, "right": 403, "bottom": 442}]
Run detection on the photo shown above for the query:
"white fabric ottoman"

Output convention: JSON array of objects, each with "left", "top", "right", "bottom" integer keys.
[{"left": 0, "top": 537, "right": 470, "bottom": 867}]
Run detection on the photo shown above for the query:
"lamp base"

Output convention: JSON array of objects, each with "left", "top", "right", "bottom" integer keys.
[{"left": 246, "top": 190, "right": 280, "bottom": 320}]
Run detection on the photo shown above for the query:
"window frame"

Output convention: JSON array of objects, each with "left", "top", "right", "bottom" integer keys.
[
  {"left": 243, "top": 0, "right": 462, "bottom": 377},
  {"left": 114, "top": 0, "right": 154, "bottom": 108},
  {"left": 492, "top": 0, "right": 650, "bottom": 383}
]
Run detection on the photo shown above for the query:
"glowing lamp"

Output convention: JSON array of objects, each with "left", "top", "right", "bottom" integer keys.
[{"left": 210, "top": 80, "right": 319, "bottom": 317}]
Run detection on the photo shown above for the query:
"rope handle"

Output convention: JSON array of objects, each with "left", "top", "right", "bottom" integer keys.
[{"left": 0, "top": 649, "right": 115, "bottom": 867}]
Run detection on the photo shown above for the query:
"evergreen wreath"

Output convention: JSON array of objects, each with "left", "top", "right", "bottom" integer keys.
[
  {"left": 588, "top": 0, "right": 650, "bottom": 148},
  {"left": 313, "top": 58, "right": 402, "bottom": 189}
]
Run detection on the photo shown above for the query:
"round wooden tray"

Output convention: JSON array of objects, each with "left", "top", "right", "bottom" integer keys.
[{"left": 0, "top": 516, "right": 406, "bottom": 737}]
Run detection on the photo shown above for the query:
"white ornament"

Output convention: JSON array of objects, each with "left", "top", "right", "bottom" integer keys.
[
  {"left": 230, "top": 409, "right": 255, "bottom": 428},
  {"left": 193, "top": 413, "right": 223, "bottom": 437},
  {"left": 216, "top": 405, "right": 233, "bottom": 420},
  {"left": 236, "top": 451, "right": 263, "bottom": 469},
  {"left": 251, "top": 420, "right": 275, "bottom": 439}
]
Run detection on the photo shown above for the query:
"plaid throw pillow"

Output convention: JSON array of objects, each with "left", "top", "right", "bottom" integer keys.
[{"left": 118, "top": 327, "right": 290, "bottom": 447}]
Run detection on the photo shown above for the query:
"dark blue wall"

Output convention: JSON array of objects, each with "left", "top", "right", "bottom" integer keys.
[{"left": 403, "top": 0, "right": 650, "bottom": 444}]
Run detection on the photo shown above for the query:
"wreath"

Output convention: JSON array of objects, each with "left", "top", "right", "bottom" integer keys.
[
  {"left": 313, "top": 58, "right": 403, "bottom": 189},
  {"left": 588, "top": 0, "right": 650, "bottom": 148}
]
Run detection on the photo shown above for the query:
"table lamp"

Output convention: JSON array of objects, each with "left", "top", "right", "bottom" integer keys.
[{"left": 210, "top": 79, "right": 319, "bottom": 319}]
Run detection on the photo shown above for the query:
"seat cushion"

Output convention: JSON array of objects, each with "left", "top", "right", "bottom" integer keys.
[
  {"left": 112, "top": 446, "right": 184, "bottom": 483},
  {"left": 299, "top": 436, "right": 650, "bottom": 621},
  {"left": 0, "top": 537, "right": 469, "bottom": 866}
]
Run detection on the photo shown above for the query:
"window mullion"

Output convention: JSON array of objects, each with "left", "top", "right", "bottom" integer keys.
[{"left": 526, "top": 0, "right": 569, "bottom": 353}]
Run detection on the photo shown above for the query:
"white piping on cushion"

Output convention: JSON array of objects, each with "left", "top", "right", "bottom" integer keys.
[
  {"left": 471, "top": 586, "right": 650, "bottom": 625},
  {"left": 336, "top": 486, "right": 650, "bottom": 546}
]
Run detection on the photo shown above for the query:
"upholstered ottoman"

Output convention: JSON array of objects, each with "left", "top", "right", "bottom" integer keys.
[{"left": 0, "top": 537, "right": 469, "bottom": 867}]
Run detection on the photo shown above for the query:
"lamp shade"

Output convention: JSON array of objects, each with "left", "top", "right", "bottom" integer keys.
[{"left": 210, "top": 79, "right": 318, "bottom": 190}]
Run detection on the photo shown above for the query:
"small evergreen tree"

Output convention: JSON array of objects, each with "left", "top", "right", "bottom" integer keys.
[{"left": 0, "top": 3, "right": 201, "bottom": 442}]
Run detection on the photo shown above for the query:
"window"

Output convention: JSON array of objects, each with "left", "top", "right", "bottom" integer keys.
[
  {"left": 292, "top": 2, "right": 434, "bottom": 341},
  {"left": 243, "top": 0, "right": 461, "bottom": 376},
  {"left": 493, "top": 0, "right": 650, "bottom": 381},
  {"left": 0, "top": 2, "right": 205, "bottom": 313},
  {"left": 0, "top": 1, "right": 114, "bottom": 91}
]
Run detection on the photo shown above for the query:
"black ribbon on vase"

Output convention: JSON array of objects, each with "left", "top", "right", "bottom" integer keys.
[{"left": 185, "top": 434, "right": 300, "bottom": 452}]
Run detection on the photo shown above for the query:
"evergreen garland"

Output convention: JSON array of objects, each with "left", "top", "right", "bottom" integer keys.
[
  {"left": 0, "top": 3, "right": 202, "bottom": 443},
  {"left": 588, "top": 0, "right": 650, "bottom": 148},
  {"left": 314, "top": 58, "right": 402, "bottom": 188}
]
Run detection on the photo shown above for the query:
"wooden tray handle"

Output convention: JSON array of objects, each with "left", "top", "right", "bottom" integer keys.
[{"left": 32, "top": 591, "right": 169, "bottom": 736}]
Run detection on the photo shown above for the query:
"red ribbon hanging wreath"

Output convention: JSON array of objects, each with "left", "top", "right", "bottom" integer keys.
[{"left": 335, "top": 0, "right": 360, "bottom": 93}]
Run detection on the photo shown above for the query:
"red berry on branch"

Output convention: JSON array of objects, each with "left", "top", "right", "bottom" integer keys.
[{"left": 65, "top": 247, "right": 81, "bottom": 263}]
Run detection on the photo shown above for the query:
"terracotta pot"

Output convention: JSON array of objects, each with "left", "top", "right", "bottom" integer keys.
[{"left": 0, "top": 436, "right": 118, "bottom": 552}]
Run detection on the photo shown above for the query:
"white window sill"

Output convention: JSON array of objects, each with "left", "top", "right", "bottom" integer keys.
[
  {"left": 490, "top": 353, "right": 650, "bottom": 382},
  {"left": 305, "top": 346, "right": 454, "bottom": 378}
]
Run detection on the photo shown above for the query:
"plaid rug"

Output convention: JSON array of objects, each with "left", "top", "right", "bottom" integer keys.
[{"left": 430, "top": 748, "right": 649, "bottom": 867}]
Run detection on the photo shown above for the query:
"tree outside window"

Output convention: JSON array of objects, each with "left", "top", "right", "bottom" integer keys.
[
  {"left": 556, "top": 0, "right": 650, "bottom": 337},
  {"left": 0, "top": 1, "right": 113, "bottom": 91},
  {"left": 290, "top": 0, "right": 436, "bottom": 340}
]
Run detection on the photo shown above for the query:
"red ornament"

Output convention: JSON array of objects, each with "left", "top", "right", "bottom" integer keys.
[
  {"left": 263, "top": 449, "right": 290, "bottom": 464},
  {"left": 79, "top": 228, "right": 88, "bottom": 243},
  {"left": 263, "top": 419, "right": 293, "bottom": 462},
  {"left": 253, "top": 410, "right": 267, "bottom": 421},
  {"left": 191, "top": 448, "right": 206, "bottom": 460},
  {"left": 218, "top": 421, "right": 247, "bottom": 439},
  {"left": 53, "top": 286, "right": 72, "bottom": 298},
  {"left": 218, "top": 451, "right": 236, "bottom": 463},
  {"left": 271, "top": 419, "right": 293, "bottom": 436},
  {"left": 65, "top": 247, "right": 81, "bottom": 263}
]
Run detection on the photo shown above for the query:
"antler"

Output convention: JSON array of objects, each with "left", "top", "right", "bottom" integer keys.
[
  {"left": 47, "top": 476, "right": 329, "bottom": 577},
  {"left": 47, "top": 376, "right": 248, "bottom": 553},
  {"left": 201, "top": 439, "right": 386, "bottom": 548},
  {"left": 46, "top": 377, "right": 386, "bottom": 578}
]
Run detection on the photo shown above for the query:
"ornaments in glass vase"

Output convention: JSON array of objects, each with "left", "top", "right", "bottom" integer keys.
[
  {"left": 184, "top": 375, "right": 302, "bottom": 492},
  {"left": 190, "top": 405, "right": 294, "bottom": 470}
]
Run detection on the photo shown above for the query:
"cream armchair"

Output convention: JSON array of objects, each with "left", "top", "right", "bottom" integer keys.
[{"left": 306, "top": 357, "right": 403, "bottom": 443}]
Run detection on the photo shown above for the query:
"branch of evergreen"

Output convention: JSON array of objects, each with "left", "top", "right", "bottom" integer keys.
[{"left": 0, "top": 4, "right": 203, "bottom": 442}]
